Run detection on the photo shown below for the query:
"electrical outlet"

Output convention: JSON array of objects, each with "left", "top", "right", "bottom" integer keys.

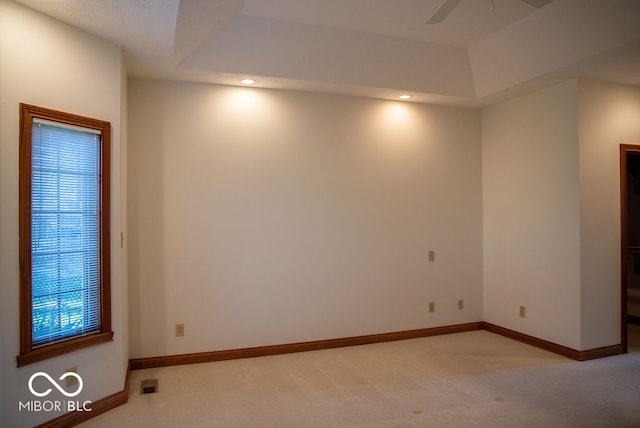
[
  {"left": 65, "top": 367, "right": 78, "bottom": 388},
  {"left": 458, "top": 299, "right": 464, "bottom": 310},
  {"left": 175, "top": 323, "right": 185, "bottom": 337},
  {"left": 519, "top": 306, "right": 526, "bottom": 318},
  {"left": 428, "top": 301, "right": 435, "bottom": 313},
  {"left": 428, "top": 250, "right": 435, "bottom": 262}
]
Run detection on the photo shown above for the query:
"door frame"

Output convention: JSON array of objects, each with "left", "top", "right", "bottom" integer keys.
[{"left": 620, "top": 144, "right": 640, "bottom": 353}]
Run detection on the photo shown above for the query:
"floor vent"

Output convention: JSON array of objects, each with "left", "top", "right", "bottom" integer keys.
[{"left": 140, "top": 379, "right": 158, "bottom": 394}]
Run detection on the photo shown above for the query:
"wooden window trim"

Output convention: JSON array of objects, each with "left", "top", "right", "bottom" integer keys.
[{"left": 17, "top": 103, "right": 113, "bottom": 367}]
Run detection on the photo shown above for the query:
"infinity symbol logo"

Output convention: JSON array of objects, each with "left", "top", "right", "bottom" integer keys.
[{"left": 28, "top": 372, "right": 83, "bottom": 398}]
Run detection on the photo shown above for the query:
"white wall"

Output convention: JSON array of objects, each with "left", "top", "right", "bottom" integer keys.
[
  {"left": 578, "top": 79, "right": 640, "bottom": 349},
  {"left": 128, "top": 80, "right": 483, "bottom": 358},
  {"left": 483, "top": 78, "right": 640, "bottom": 351},
  {"left": 482, "top": 80, "right": 582, "bottom": 349},
  {"left": 0, "top": 1, "right": 127, "bottom": 426}
]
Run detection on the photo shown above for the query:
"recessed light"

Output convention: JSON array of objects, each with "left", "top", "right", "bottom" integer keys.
[
  {"left": 241, "top": 79, "right": 255, "bottom": 85},
  {"left": 399, "top": 95, "right": 411, "bottom": 100}
]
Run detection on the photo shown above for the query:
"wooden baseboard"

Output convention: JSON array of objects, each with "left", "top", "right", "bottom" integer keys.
[
  {"left": 131, "top": 322, "right": 625, "bottom": 369},
  {"left": 482, "top": 322, "right": 624, "bottom": 361},
  {"left": 36, "top": 364, "right": 131, "bottom": 428},
  {"left": 130, "top": 322, "right": 484, "bottom": 370},
  {"left": 578, "top": 344, "right": 625, "bottom": 361},
  {"left": 38, "top": 320, "right": 624, "bottom": 426}
]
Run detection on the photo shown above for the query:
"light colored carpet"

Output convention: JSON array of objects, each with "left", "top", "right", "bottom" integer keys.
[{"left": 81, "top": 326, "right": 640, "bottom": 427}]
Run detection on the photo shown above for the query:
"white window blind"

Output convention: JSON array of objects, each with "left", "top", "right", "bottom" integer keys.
[{"left": 30, "top": 118, "right": 102, "bottom": 347}]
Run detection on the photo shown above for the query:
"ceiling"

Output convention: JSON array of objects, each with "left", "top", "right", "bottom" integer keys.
[{"left": 14, "top": 0, "right": 640, "bottom": 106}]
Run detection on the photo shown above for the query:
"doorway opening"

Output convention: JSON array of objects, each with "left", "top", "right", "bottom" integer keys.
[{"left": 621, "top": 144, "right": 640, "bottom": 353}]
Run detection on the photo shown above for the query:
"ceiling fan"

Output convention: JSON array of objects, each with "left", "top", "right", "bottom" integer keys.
[{"left": 426, "top": 0, "right": 553, "bottom": 24}]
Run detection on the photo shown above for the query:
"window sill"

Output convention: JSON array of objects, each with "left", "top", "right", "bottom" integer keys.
[{"left": 17, "top": 331, "right": 114, "bottom": 367}]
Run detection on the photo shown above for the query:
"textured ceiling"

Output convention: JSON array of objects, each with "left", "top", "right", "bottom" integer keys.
[
  {"left": 13, "top": 0, "right": 640, "bottom": 106},
  {"left": 174, "top": 0, "right": 244, "bottom": 64},
  {"left": 241, "top": 0, "right": 537, "bottom": 48}
]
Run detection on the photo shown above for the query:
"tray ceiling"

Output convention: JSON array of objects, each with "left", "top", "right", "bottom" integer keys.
[{"left": 14, "top": 0, "right": 640, "bottom": 106}]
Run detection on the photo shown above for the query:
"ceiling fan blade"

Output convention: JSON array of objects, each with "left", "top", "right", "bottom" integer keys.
[
  {"left": 426, "top": 0, "right": 462, "bottom": 24},
  {"left": 520, "top": 0, "right": 553, "bottom": 7}
]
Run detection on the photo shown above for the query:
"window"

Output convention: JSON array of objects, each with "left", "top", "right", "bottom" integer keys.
[{"left": 18, "top": 104, "right": 113, "bottom": 367}]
